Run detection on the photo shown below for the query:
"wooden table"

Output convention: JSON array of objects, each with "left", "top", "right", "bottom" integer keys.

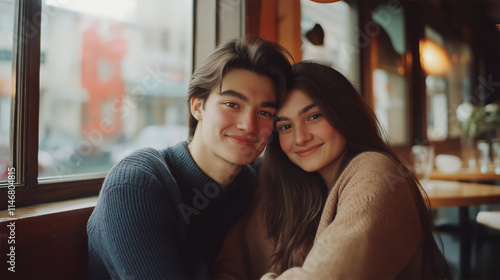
[
  {"left": 426, "top": 180, "right": 500, "bottom": 207},
  {"left": 425, "top": 180, "right": 500, "bottom": 278},
  {"left": 429, "top": 168, "right": 500, "bottom": 182}
]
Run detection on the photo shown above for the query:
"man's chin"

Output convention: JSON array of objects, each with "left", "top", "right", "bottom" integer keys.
[
  {"left": 231, "top": 158, "right": 256, "bottom": 166},
  {"left": 230, "top": 153, "right": 262, "bottom": 166}
]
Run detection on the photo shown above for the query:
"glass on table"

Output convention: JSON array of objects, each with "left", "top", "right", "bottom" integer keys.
[
  {"left": 492, "top": 139, "right": 500, "bottom": 174},
  {"left": 477, "top": 140, "right": 490, "bottom": 173},
  {"left": 411, "top": 144, "right": 435, "bottom": 189}
]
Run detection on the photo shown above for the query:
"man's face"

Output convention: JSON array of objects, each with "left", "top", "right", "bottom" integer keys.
[{"left": 190, "top": 68, "right": 276, "bottom": 166}]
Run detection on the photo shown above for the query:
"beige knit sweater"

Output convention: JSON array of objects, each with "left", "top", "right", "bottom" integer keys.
[{"left": 212, "top": 152, "right": 429, "bottom": 279}]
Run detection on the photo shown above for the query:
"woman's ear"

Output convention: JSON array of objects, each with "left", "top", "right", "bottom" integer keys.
[{"left": 190, "top": 97, "right": 203, "bottom": 121}]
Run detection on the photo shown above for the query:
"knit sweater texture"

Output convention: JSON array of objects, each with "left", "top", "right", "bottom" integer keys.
[
  {"left": 87, "top": 141, "right": 256, "bottom": 279},
  {"left": 212, "top": 152, "right": 434, "bottom": 279}
]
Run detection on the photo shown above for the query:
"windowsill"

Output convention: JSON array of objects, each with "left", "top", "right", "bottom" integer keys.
[{"left": 0, "top": 195, "right": 98, "bottom": 222}]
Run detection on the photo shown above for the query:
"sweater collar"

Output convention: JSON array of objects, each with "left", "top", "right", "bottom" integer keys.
[{"left": 166, "top": 141, "right": 255, "bottom": 199}]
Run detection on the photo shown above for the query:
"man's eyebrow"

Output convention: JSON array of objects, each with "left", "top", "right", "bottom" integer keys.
[
  {"left": 276, "top": 103, "right": 316, "bottom": 122},
  {"left": 219, "top": 90, "right": 276, "bottom": 108},
  {"left": 218, "top": 90, "right": 248, "bottom": 102},
  {"left": 261, "top": 102, "right": 277, "bottom": 108}
]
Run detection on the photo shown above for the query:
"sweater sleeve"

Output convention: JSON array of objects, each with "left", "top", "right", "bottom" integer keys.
[
  {"left": 209, "top": 207, "right": 249, "bottom": 280},
  {"left": 210, "top": 186, "right": 275, "bottom": 280},
  {"left": 260, "top": 154, "right": 422, "bottom": 279},
  {"left": 88, "top": 150, "right": 188, "bottom": 279}
]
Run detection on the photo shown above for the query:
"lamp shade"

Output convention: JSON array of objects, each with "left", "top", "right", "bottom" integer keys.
[
  {"left": 420, "top": 39, "right": 451, "bottom": 76},
  {"left": 309, "top": 0, "right": 342, "bottom": 3}
]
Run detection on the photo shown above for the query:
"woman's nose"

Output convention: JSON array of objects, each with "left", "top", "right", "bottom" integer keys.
[{"left": 294, "top": 124, "right": 312, "bottom": 145}]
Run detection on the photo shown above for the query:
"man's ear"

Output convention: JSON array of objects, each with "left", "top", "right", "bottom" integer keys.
[{"left": 190, "top": 97, "right": 203, "bottom": 121}]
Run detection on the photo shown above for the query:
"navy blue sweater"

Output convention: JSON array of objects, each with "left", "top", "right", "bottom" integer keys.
[{"left": 87, "top": 142, "right": 256, "bottom": 279}]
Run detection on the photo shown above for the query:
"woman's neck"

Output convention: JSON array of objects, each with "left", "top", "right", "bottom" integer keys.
[{"left": 319, "top": 150, "right": 347, "bottom": 190}]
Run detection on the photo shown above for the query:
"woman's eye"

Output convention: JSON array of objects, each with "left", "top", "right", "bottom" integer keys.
[
  {"left": 277, "top": 124, "right": 291, "bottom": 131},
  {"left": 309, "top": 114, "right": 321, "bottom": 121}
]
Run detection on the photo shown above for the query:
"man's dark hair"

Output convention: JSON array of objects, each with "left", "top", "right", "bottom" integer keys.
[{"left": 186, "top": 36, "right": 293, "bottom": 141}]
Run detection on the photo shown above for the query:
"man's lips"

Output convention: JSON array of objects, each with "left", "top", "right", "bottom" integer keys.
[
  {"left": 227, "top": 135, "right": 259, "bottom": 147},
  {"left": 296, "top": 144, "right": 323, "bottom": 157}
]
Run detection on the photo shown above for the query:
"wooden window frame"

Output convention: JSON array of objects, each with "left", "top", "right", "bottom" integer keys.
[
  {"left": 1, "top": 0, "right": 224, "bottom": 208},
  {"left": 0, "top": 1, "right": 105, "bottom": 208}
]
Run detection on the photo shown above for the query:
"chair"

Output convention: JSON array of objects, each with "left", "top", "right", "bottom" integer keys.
[{"left": 476, "top": 209, "right": 500, "bottom": 230}]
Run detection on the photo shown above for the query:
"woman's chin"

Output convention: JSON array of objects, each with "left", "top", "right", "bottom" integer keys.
[{"left": 295, "top": 163, "right": 320, "bottom": 173}]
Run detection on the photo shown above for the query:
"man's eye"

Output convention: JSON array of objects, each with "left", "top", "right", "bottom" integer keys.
[
  {"left": 224, "top": 102, "right": 238, "bottom": 108},
  {"left": 258, "top": 111, "right": 274, "bottom": 118}
]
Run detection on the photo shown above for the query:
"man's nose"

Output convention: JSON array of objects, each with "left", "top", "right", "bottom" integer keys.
[{"left": 236, "top": 111, "right": 258, "bottom": 134}]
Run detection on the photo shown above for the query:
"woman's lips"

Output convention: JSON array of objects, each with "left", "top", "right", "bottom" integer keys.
[{"left": 296, "top": 144, "right": 322, "bottom": 157}]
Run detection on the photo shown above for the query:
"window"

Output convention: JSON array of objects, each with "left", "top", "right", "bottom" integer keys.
[
  {"left": 38, "top": 0, "right": 192, "bottom": 179},
  {"left": 369, "top": 2, "right": 408, "bottom": 146},
  {"left": 423, "top": 26, "right": 472, "bottom": 141},
  {"left": 300, "top": 0, "right": 360, "bottom": 89},
  {"left": 0, "top": 0, "right": 14, "bottom": 181},
  {"left": 0, "top": 0, "right": 226, "bottom": 207},
  {"left": 301, "top": 0, "right": 409, "bottom": 146}
]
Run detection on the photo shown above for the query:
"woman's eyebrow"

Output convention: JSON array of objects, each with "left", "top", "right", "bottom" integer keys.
[
  {"left": 276, "top": 103, "right": 316, "bottom": 122},
  {"left": 299, "top": 104, "right": 316, "bottom": 115},
  {"left": 275, "top": 116, "right": 289, "bottom": 122}
]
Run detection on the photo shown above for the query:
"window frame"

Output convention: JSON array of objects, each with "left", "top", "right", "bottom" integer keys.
[
  {"left": 1, "top": 0, "right": 237, "bottom": 208},
  {"left": 1, "top": 0, "right": 105, "bottom": 208}
]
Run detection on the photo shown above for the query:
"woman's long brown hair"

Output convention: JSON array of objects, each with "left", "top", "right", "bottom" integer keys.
[{"left": 260, "top": 61, "right": 450, "bottom": 278}]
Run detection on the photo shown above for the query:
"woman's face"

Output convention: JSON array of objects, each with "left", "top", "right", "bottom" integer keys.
[{"left": 276, "top": 89, "right": 346, "bottom": 182}]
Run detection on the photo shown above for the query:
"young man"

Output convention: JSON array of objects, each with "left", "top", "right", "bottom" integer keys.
[{"left": 87, "top": 37, "right": 292, "bottom": 279}]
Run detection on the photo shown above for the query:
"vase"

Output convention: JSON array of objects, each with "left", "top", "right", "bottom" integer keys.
[{"left": 461, "top": 134, "right": 477, "bottom": 169}]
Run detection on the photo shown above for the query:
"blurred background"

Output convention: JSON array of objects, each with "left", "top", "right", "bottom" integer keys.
[{"left": 0, "top": 0, "right": 499, "bottom": 278}]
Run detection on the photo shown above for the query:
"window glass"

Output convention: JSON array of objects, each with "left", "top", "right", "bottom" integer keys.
[
  {"left": 39, "top": 0, "right": 192, "bottom": 179},
  {"left": 0, "top": 0, "right": 14, "bottom": 181},
  {"left": 300, "top": 0, "right": 360, "bottom": 89},
  {"left": 371, "top": 3, "right": 408, "bottom": 145},
  {"left": 423, "top": 26, "right": 472, "bottom": 141}
]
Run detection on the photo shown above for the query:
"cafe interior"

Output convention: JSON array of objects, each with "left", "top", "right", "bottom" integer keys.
[{"left": 0, "top": 0, "right": 499, "bottom": 279}]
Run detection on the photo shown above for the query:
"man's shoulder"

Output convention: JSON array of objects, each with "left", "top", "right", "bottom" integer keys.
[
  {"left": 112, "top": 147, "right": 169, "bottom": 174},
  {"left": 119, "top": 147, "right": 168, "bottom": 166},
  {"left": 102, "top": 147, "right": 177, "bottom": 194}
]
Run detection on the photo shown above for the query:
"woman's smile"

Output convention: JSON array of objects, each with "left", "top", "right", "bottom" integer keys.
[{"left": 296, "top": 143, "right": 323, "bottom": 157}]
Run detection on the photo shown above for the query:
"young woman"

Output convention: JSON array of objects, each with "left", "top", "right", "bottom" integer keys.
[{"left": 211, "top": 61, "right": 450, "bottom": 279}]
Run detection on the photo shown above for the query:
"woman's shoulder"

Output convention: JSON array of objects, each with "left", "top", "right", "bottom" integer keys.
[
  {"left": 337, "top": 151, "right": 413, "bottom": 194},
  {"left": 347, "top": 151, "right": 402, "bottom": 173},
  {"left": 352, "top": 151, "right": 394, "bottom": 164}
]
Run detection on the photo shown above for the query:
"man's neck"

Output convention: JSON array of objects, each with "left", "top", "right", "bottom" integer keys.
[{"left": 187, "top": 141, "right": 241, "bottom": 186}]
